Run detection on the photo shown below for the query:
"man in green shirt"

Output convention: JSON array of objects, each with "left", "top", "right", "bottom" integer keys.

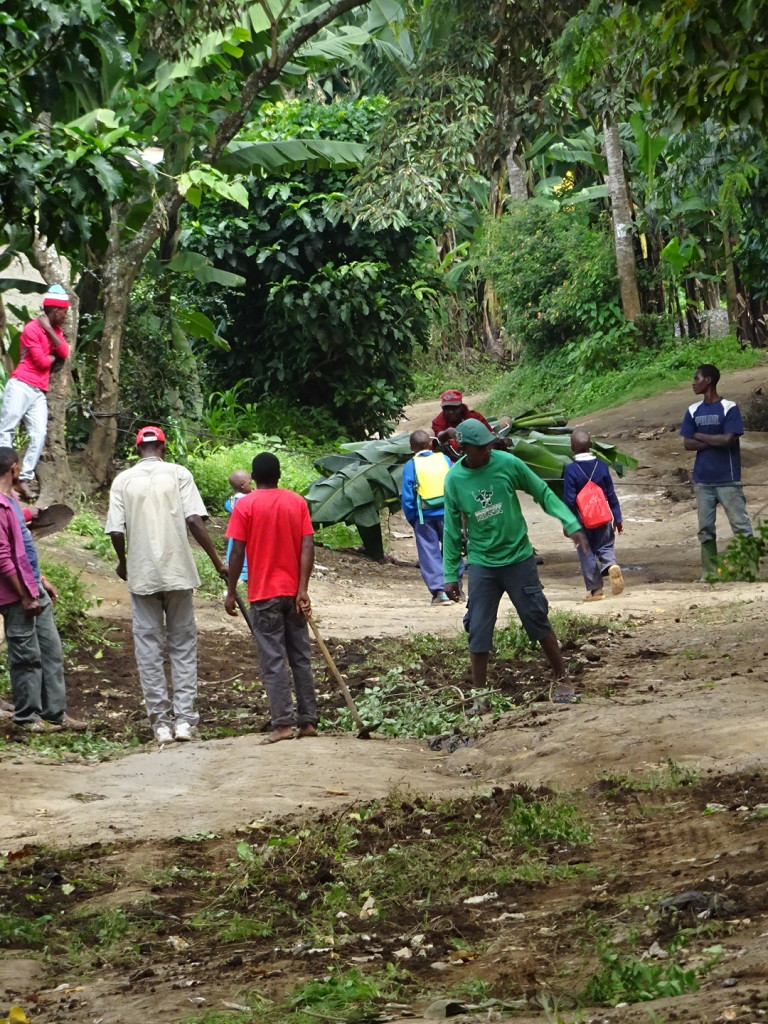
[{"left": 443, "top": 420, "right": 588, "bottom": 703}]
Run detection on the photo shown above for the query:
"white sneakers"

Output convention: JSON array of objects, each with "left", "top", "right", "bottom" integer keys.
[
  {"left": 155, "top": 722, "right": 194, "bottom": 744},
  {"left": 174, "top": 721, "right": 193, "bottom": 742}
]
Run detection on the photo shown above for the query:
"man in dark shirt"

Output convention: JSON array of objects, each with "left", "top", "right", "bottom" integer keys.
[{"left": 680, "top": 364, "right": 752, "bottom": 576}]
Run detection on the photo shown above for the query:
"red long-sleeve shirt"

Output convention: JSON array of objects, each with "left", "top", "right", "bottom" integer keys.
[{"left": 11, "top": 319, "right": 70, "bottom": 392}]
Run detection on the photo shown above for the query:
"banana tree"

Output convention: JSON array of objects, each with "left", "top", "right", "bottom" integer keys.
[{"left": 305, "top": 412, "right": 637, "bottom": 558}]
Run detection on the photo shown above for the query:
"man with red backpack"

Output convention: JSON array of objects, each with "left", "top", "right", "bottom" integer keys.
[{"left": 562, "top": 430, "right": 624, "bottom": 602}]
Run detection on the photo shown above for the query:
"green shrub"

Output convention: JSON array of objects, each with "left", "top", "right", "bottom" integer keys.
[
  {"left": 187, "top": 437, "right": 318, "bottom": 511},
  {"left": 202, "top": 383, "right": 348, "bottom": 448},
  {"left": 583, "top": 948, "right": 700, "bottom": 1005},
  {"left": 480, "top": 203, "right": 620, "bottom": 358},
  {"left": 67, "top": 510, "right": 112, "bottom": 561},
  {"left": 39, "top": 559, "right": 101, "bottom": 649}
]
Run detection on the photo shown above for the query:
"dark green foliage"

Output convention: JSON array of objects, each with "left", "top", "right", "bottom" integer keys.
[
  {"left": 712, "top": 519, "right": 768, "bottom": 583},
  {"left": 583, "top": 947, "right": 700, "bottom": 1005},
  {"left": 184, "top": 98, "right": 434, "bottom": 438},
  {"left": 39, "top": 559, "right": 101, "bottom": 651},
  {"left": 480, "top": 203, "right": 625, "bottom": 363}
]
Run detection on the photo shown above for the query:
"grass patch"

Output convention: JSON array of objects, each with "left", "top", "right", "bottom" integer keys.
[
  {"left": 409, "top": 349, "right": 505, "bottom": 403},
  {"left": 482, "top": 333, "right": 765, "bottom": 421},
  {"left": 597, "top": 759, "right": 702, "bottom": 794},
  {"left": 66, "top": 510, "right": 113, "bottom": 561}
]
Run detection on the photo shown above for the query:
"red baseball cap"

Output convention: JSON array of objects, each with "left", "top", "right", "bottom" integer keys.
[
  {"left": 135, "top": 425, "right": 166, "bottom": 445},
  {"left": 440, "top": 389, "right": 463, "bottom": 406}
]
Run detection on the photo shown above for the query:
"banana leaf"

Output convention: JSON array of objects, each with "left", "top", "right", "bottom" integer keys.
[{"left": 304, "top": 419, "right": 637, "bottom": 557}]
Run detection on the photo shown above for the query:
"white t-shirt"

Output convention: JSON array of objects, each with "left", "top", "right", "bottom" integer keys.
[{"left": 105, "top": 457, "right": 208, "bottom": 595}]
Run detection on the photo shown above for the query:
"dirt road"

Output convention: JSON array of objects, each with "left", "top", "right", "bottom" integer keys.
[
  {"left": 2, "top": 367, "right": 768, "bottom": 1024},
  {"left": 4, "top": 366, "right": 764, "bottom": 847}
]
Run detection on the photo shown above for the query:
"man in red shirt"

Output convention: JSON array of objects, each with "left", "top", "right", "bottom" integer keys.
[
  {"left": 0, "top": 284, "right": 71, "bottom": 500},
  {"left": 224, "top": 452, "right": 318, "bottom": 744},
  {"left": 431, "top": 390, "right": 494, "bottom": 459}
]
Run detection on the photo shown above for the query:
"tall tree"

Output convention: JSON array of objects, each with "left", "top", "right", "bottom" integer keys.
[{"left": 1, "top": 0, "right": 384, "bottom": 491}]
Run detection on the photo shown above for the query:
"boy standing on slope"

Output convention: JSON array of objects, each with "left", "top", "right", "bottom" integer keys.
[
  {"left": 680, "top": 363, "right": 752, "bottom": 577},
  {"left": 562, "top": 430, "right": 624, "bottom": 602},
  {"left": 442, "top": 419, "right": 588, "bottom": 704}
]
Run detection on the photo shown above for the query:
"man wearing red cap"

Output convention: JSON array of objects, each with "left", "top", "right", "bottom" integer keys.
[
  {"left": 0, "top": 284, "right": 71, "bottom": 500},
  {"left": 106, "top": 426, "right": 226, "bottom": 744},
  {"left": 431, "top": 390, "right": 494, "bottom": 459}
]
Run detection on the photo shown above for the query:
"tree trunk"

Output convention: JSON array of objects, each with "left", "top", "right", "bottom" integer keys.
[
  {"left": 82, "top": 207, "right": 151, "bottom": 485},
  {"left": 506, "top": 142, "right": 528, "bottom": 202},
  {"left": 31, "top": 237, "right": 80, "bottom": 506},
  {"left": 603, "top": 116, "right": 641, "bottom": 323},
  {"left": 683, "top": 277, "right": 701, "bottom": 338},
  {"left": 723, "top": 230, "right": 740, "bottom": 328}
]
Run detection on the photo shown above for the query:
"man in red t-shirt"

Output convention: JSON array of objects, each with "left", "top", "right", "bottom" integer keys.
[
  {"left": 431, "top": 390, "right": 494, "bottom": 459},
  {"left": 0, "top": 284, "right": 71, "bottom": 500},
  {"left": 224, "top": 452, "right": 318, "bottom": 744}
]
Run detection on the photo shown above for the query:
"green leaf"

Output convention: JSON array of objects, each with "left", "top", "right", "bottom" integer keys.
[
  {"left": 168, "top": 251, "right": 210, "bottom": 272},
  {"left": 191, "top": 266, "right": 245, "bottom": 287},
  {"left": 0, "top": 278, "right": 47, "bottom": 295},
  {"left": 218, "top": 139, "right": 366, "bottom": 175}
]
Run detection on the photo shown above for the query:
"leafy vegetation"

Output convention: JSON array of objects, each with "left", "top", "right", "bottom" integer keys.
[
  {"left": 583, "top": 947, "right": 702, "bottom": 1005},
  {"left": 710, "top": 518, "right": 768, "bottom": 583},
  {"left": 322, "top": 611, "right": 621, "bottom": 737},
  {"left": 39, "top": 560, "right": 103, "bottom": 651},
  {"left": 484, "top": 333, "right": 763, "bottom": 422}
]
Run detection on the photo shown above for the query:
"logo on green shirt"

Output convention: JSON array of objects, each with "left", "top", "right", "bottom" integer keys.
[{"left": 472, "top": 486, "right": 503, "bottom": 521}]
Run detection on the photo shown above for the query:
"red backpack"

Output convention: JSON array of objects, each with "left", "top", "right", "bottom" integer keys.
[{"left": 575, "top": 463, "right": 612, "bottom": 529}]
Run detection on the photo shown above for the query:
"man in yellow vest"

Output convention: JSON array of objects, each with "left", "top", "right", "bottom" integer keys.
[{"left": 400, "top": 430, "right": 459, "bottom": 604}]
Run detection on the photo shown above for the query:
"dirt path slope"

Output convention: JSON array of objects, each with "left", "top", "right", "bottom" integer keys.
[{"left": 3, "top": 365, "right": 766, "bottom": 855}]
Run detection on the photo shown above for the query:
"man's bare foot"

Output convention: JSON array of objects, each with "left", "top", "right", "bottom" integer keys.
[
  {"left": 17, "top": 481, "right": 35, "bottom": 502},
  {"left": 261, "top": 727, "right": 294, "bottom": 745},
  {"left": 297, "top": 724, "right": 318, "bottom": 738},
  {"left": 552, "top": 675, "right": 579, "bottom": 704}
]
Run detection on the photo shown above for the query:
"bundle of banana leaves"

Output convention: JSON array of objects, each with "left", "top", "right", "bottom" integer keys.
[{"left": 305, "top": 410, "right": 637, "bottom": 559}]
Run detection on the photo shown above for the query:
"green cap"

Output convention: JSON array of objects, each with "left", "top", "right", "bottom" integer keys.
[{"left": 455, "top": 419, "right": 495, "bottom": 446}]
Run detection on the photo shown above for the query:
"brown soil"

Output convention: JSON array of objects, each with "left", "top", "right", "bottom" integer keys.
[{"left": 2, "top": 368, "right": 768, "bottom": 1024}]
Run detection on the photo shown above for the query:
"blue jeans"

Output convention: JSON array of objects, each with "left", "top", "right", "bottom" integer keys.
[
  {"left": 412, "top": 517, "right": 464, "bottom": 594},
  {"left": 693, "top": 483, "right": 752, "bottom": 546},
  {"left": 577, "top": 522, "right": 617, "bottom": 593}
]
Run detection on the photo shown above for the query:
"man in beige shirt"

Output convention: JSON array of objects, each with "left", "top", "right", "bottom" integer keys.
[{"left": 106, "top": 426, "right": 225, "bottom": 744}]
